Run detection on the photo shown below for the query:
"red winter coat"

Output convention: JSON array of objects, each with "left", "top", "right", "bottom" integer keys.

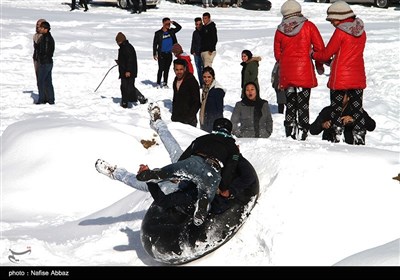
[
  {"left": 312, "top": 18, "right": 366, "bottom": 90},
  {"left": 177, "top": 53, "right": 194, "bottom": 75},
  {"left": 274, "top": 20, "right": 325, "bottom": 89}
]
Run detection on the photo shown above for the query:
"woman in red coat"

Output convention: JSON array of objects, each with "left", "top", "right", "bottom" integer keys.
[
  {"left": 312, "top": 1, "right": 367, "bottom": 144},
  {"left": 274, "top": 0, "right": 325, "bottom": 141}
]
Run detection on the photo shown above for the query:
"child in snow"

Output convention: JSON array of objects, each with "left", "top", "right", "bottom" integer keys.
[{"left": 172, "top": 43, "right": 194, "bottom": 75}]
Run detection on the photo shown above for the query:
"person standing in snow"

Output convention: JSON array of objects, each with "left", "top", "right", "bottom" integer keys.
[
  {"left": 36, "top": 21, "right": 55, "bottom": 105},
  {"left": 171, "top": 59, "right": 201, "bottom": 127},
  {"left": 171, "top": 43, "right": 194, "bottom": 75},
  {"left": 202, "top": 0, "right": 214, "bottom": 8},
  {"left": 274, "top": 0, "right": 325, "bottom": 141},
  {"left": 240, "top": 50, "right": 261, "bottom": 98},
  {"left": 199, "top": 66, "right": 225, "bottom": 133},
  {"left": 153, "top": 18, "right": 182, "bottom": 89},
  {"left": 115, "top": 32, "right": 138, "bottom": 108},
  {"left": 140, "top": 0, "right": 147, "bottom": 12},
  {"left": 190, "top": 17, "right": 204, "bottom": 87},
  {"left": 231, "top": 82, "right": 273, "bottom": 138},
  {"left": 271, "top": 62, "right": 286, "bottom": 114},
  {"left": 33, "top": 19, "right": 46, "bottom": 83},
  {"left": 129, "top": 0, "right": 140, "bottom": 14},
  {"left": 200, "top": 12, "right": 218, "bottom": 68},
  {"left": 70, "top": 0, "right": 88, "bottom": 12},
  {"left": 312, "top": 1, "right": 367, "bottom": 145}
]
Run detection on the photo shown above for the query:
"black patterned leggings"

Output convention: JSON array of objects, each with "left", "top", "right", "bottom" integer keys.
[
  {"left": 330, "top": 89, "right": 365, "bottom": 131},
  {"left": 285, "top": 88, "right": 311, "bottom": 129}
]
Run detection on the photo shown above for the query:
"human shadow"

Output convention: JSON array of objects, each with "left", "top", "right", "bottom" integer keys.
[
  {"left": 78, "top": 210, "right": 146, "bottom": 226},
  {"left": 23, "top": 90, "right": 39, "bottom": 104},
  {"left": 79, "top": 209, "right": 162, "bottom": 264},
  {"left": 114, "top": 227, "right": 162, "bottom": 266},
  {"left": 140, "top": 79, "right": 158, "bottom": 87}
]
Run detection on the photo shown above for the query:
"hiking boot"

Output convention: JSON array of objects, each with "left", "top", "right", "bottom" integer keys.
[
  {"left": 300, "top": 128, "right": 308, "bottom": 141},
  {"left": 120, "top": 101, "right": 128, "bottom": 108},
  {"left": 162, "top": 82, "right": 169, "bottom": 89},
  {"left": 285, "top": 125, "right": 292, "bottom": 138},
  {"left": 353, "top": 130, "right": 366, "bottom": 145},
  {"left": 95, "top": 159, "right": 116, "bottom": 179},
  {"left": 284, "top": 121, "right": 297, "bottom": 139},
  {"left": 136, "top": 167, "right": 167, "bottom": 182},
  {"left": 193, "top": 194, "right": 209, "bottom": 226},
  {"left": 148, "top": 102, "right": 161, "bottom": 123},
  {"left": 138, "top": 96, "right": 148, "bottom": 104}
]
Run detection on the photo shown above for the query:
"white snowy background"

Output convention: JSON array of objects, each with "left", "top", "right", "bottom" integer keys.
[{"left": 1, "top": 0, "right": 399, "bottom": 267}]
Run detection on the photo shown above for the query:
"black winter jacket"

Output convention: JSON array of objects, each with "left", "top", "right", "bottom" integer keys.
[
  {"left": 117, "top": 40, "right": 138, "bottom": 79},
  {"left": 310, "top": 105, "right": 375, "bottom": 144},
  {"left": 37, "top": 32, "right": 55, "bottom": 64},
  {"left": 153, "top": 22, "right": 182, "bottom": 57},
  {"left": 179, "top": 133, "right": 240, "bottom": 191},
  {"left": 200, "top": 21, "right": 218, "bottom": 52},
  {"left": 172, "top": 73, "right": 201, "bottom": 126},
  {"left": 190, "top": 28, "right": 202, "bottom": 56}
]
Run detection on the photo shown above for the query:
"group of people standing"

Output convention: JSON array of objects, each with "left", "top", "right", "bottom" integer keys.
[
  {"left": 152, "top": 12, "right": 217, "bottom": 89},
  {"left": 35, "top": 0, "right": 374, "bottom": 146},
  {"left": 151, "top": 12, "right": 222, "bottom": 135},
  {"left": 70, "top": 0, "right": 89, "bottom": 12},
  {"left": 151, "top": 11, "right": 273, "bottom": 141},
  {"left": 274, "top": 0, "right": 374, "bottom": 145},
  {"left": 201, "top": 0, "right": 241, "bottom": 8}
]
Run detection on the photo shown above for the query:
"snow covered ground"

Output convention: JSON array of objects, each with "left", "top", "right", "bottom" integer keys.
[{"left": 1, "top": 0, "right": 399, "bottom": 268}]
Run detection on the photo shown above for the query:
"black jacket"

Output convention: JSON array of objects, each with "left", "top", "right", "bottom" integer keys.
[
  {"left": 153, "top": 22, "right": 182, "bottom": 56},
  {"left": 190, "top": 28, "right": 202, "bottom": 56},
  {"left": 117, "top": 40, "right": 138, "bottom": 79},
  {"left": 310, "top": 105, "right": 376, "bottom": 144},
  {"left": 179, "top": 133, "right": 240, "bottom": 191},
  {"left": 172, "top": 73, "right": 201, "bottom": 126},
  {"left": 200, "top": 21, "right": 218, "bottom": 52},
  {"left": 37, "top": 32, "right": 55, "bottom": 64}
]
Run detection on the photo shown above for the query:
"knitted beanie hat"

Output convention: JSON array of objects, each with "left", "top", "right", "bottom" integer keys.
[
  {"left": 115, "top": 32, "right": 126, "bottom": 43},
  {"left": 281, "top": 0, "right": 302, "bottom": 19},
  {"left": 326, "top": 1, "right": 356, "bottom": 21},
  {"left": 171, "top": 43, "right": 183, "bottom": 54}
]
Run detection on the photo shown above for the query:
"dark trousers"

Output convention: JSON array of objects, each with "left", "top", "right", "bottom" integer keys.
[
  {"left": 284, "top": 87, "right": 311, "bottom": 129},
  {"left": 330, "top": 89, "right": 365, "bottom": 131},
  {"left": 129, "top": 0, "right": 140, "bottom": 12},
  {"left": 157, "top": 52, "right": 173, "bottom": 85},
  {"left": 37, "top": 63, "right": 55, "bottom": 104},
  {"left": 194, "top": 54, "right": 203, "bottom": 87},
  {"left": 72, "top": 0, "right": 88, "bottom": 9},
  {"left": 120, "top": 77, "right": 136, "bottom": 103},
  {"left": 141, "top": 0, "right": 147, "bottom": 11}
]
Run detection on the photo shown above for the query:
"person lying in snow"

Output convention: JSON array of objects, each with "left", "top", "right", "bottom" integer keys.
[{"left": 95, "top": 104, "right": 257, "bottom": 226}]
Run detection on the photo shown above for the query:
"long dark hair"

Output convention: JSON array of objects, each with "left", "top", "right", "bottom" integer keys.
[{"left": 202, "top": 66, "right": 215, "bottom": 78}]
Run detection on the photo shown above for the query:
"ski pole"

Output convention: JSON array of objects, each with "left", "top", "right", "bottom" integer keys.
[{"left": 94, "top": 64, "right": 118, "bottom": 92}]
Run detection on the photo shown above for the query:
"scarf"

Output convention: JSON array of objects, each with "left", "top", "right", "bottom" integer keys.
[
  {"left": 241, "top": 96, "right": 266, "bottom": 138},
  {"left": 199, "top": 80, "right": 216, "bottom": 125},
  {"left": 277, "top": 16, "right": 307, "bottom": 37}
]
